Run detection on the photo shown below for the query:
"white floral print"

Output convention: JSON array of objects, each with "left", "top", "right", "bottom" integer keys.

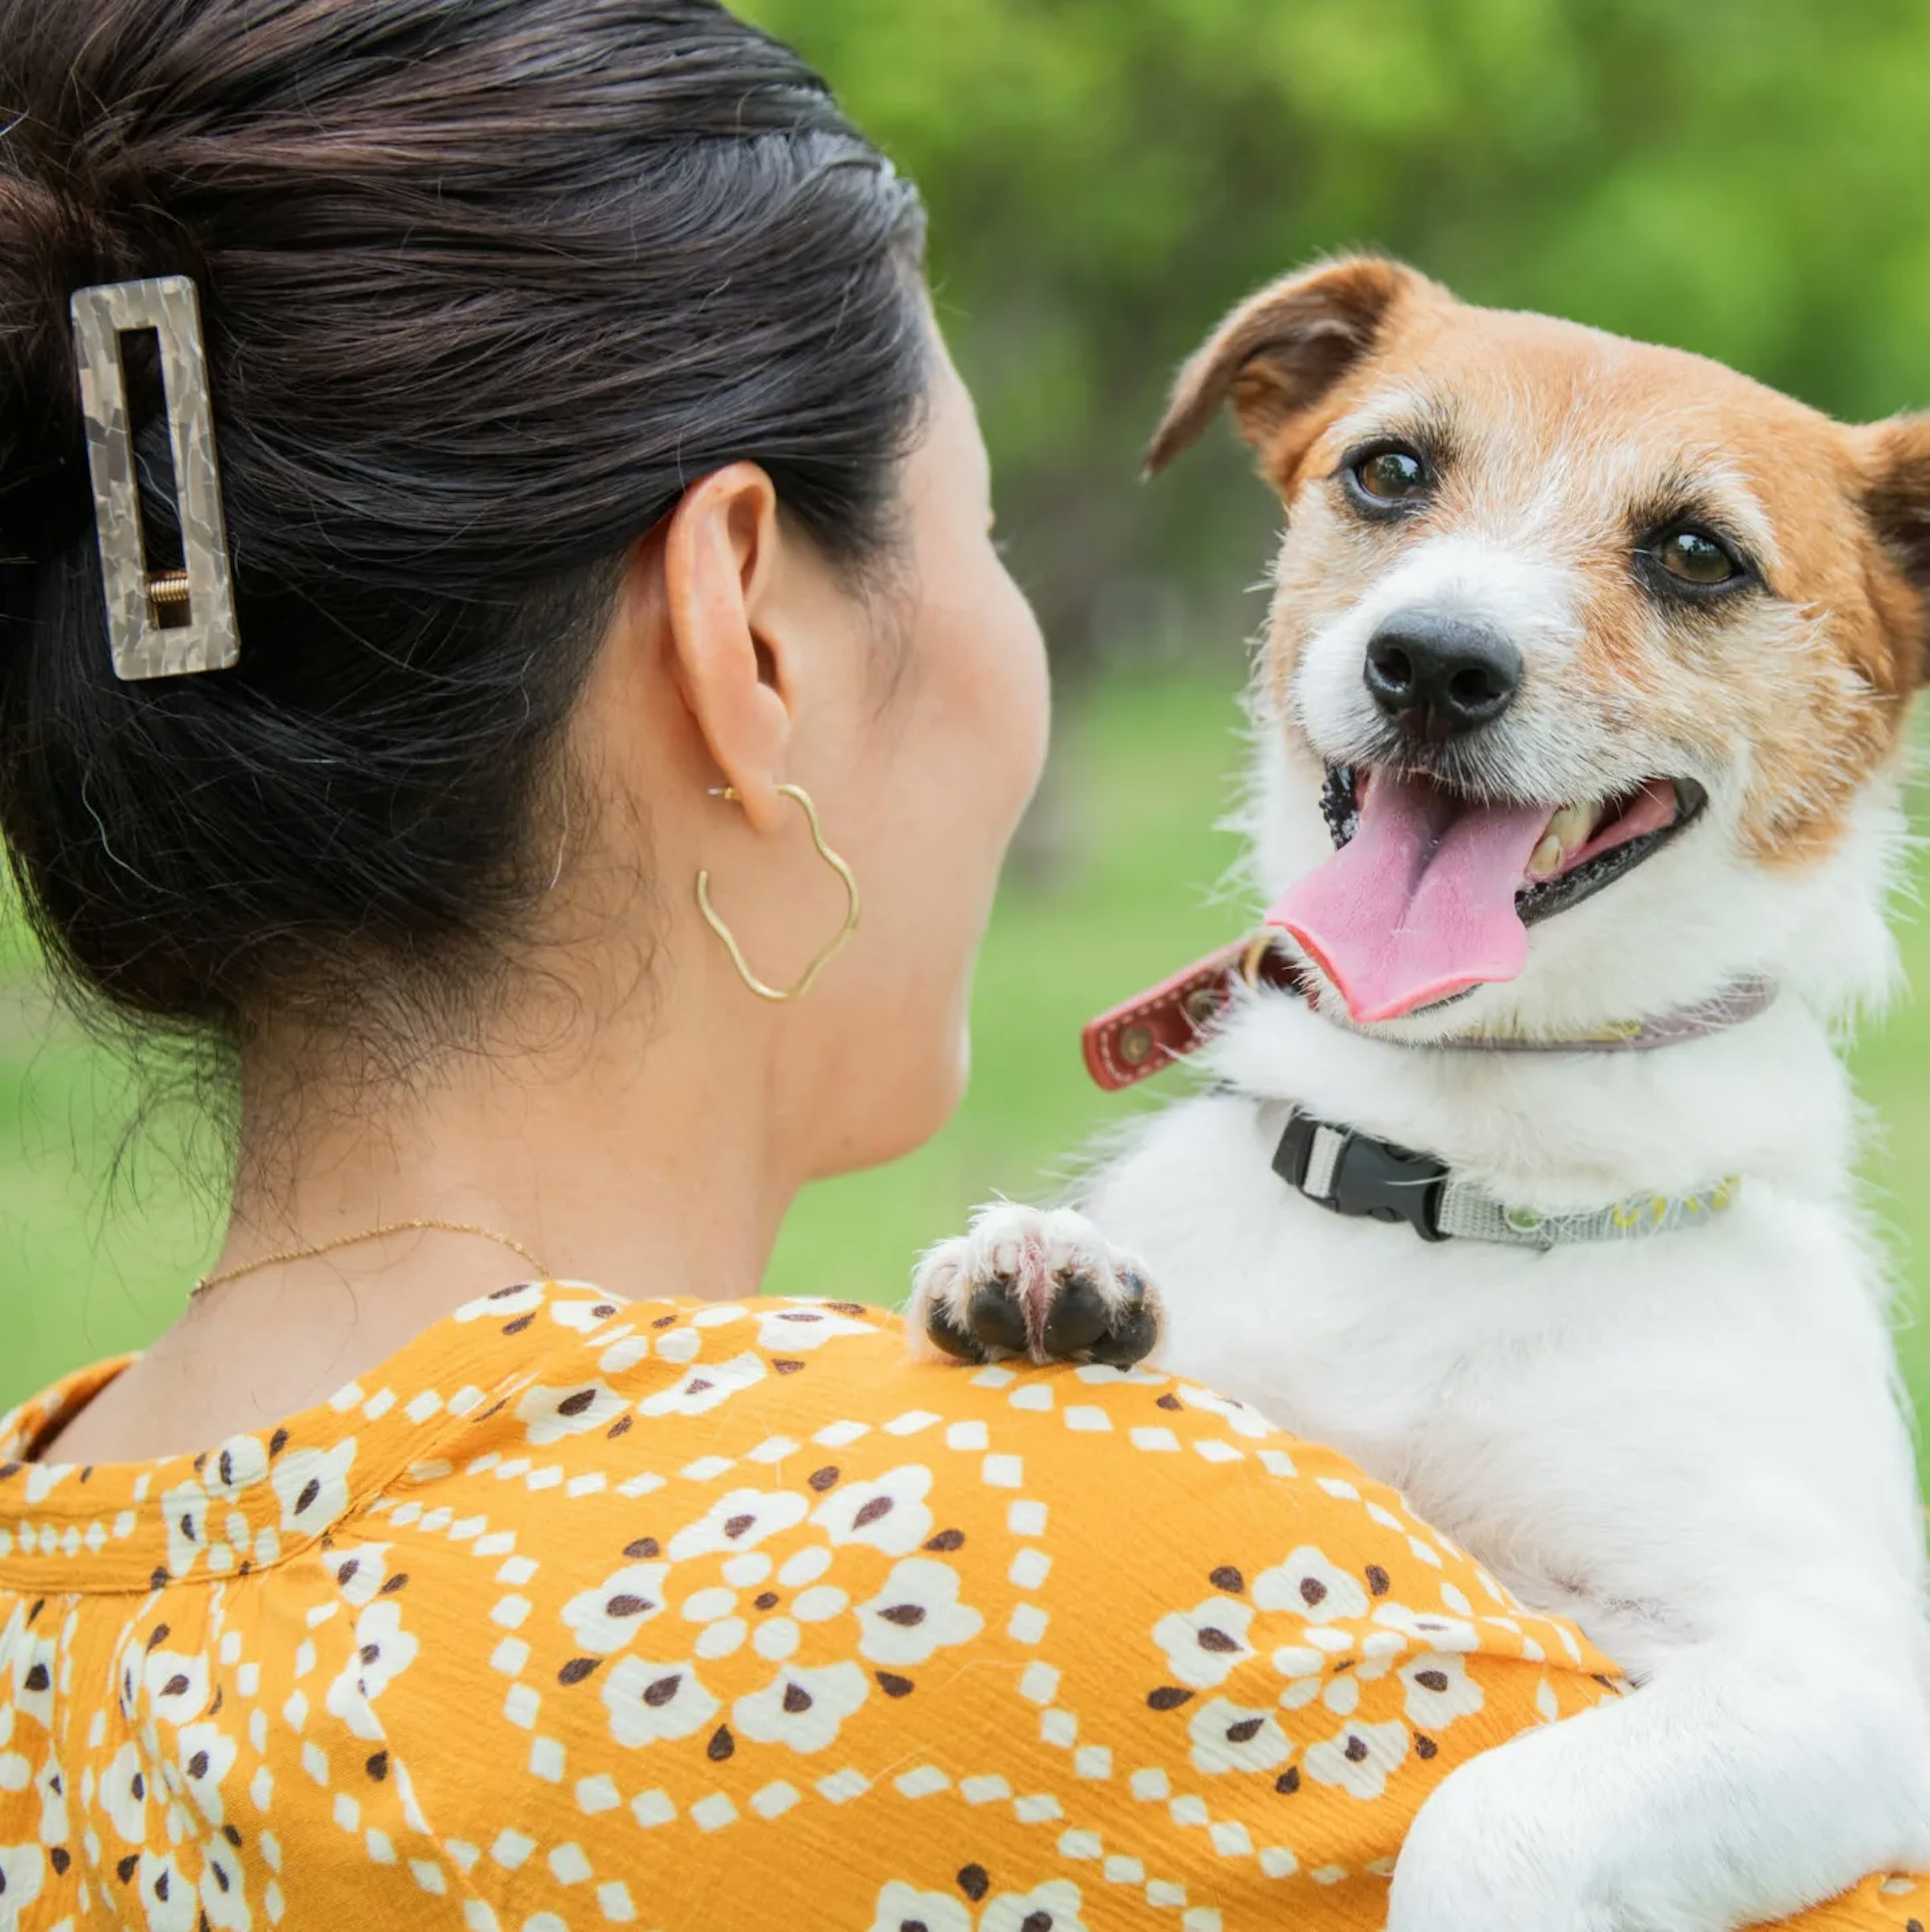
[
  {"left": 732, "top": 1661, "right": 871, "bottom": 1754},
  {"left": 160, "top": 1477, "right": 208, "bottom": 1578},
  {"left": 1303, "top": 1717, "right": 1410, "bottom": 1802},
  {"left": 174, "top": 1719, "right": 238, "bottom": 1826},
  {"left": 639, "top": 1351, "right": 767, "bottom": 1418},
  {"left": 1151, "top": 1594, "right": 1255, "bottom": 1689},
  {"left": 1253, "top": 1546, "right": 1369, "bottom": 1625},
  {"left": 325, "top": 1598, "right": 419, "bottom": 1737},
  {"left": 30, "top": 1756, "right": 63, "bottom": 1851},
  {"left": 99, "top": 1740, "right": 149, "bottom": 1844},
  {"left": 328, "top": 1541, "right": 396, "bottom": 1608},
  {"left": 777, "top": 1546, "right": 830, "bottom": 1587},
  {"left": 9, "top": 1633, "right": 52, "bottom": 1729},
  {"left": 751, "top": 1614, "right": 801, "bottom": 1663},
  {"left": 981, "top": 1880, "right": 1088, "bottom": 1931},
  {"left": 667, "top": 1487, "right": 808, "bottom": 1561},
  {"left": 516, "top": 1379, "right": 629, "bottom": 1446},
  {"left": 1399, "top": 1650, "right": 1485, "bottom": 1729},
  {"left": 866, "top": 1879, "right": 1088, "bottom": 1932},
  {"left": 1188, "top": 1696, "right": 1293, "bottom": 1776},
  {"left": 602, "top": 1655, "right": 720, "bottom": 1747},
  {"left": 869, "top": 1883, "right": 972, "bottom": 1932},
  {"left": 563, "top": 1561, "right": 670, "bottom": 1654},
  {"left": 135, "top": 1847, "right": 197, "bottom": 1932},
  {"left": 853, "top": 1558, "right": 984, "bottom": 1668},
  {"left": 754, "top": 1305, "right": 877, "bottom": 1353},
  {"left": 1271, "top": 1640, "right": 1326, "bottom": 1680},
  {"left": 681, "top": 1584, "right": 748, "bottom": 1662},
  {"left": 271, "top": 1437, "right": 357, "bottom": 1535},
  {"left": 452, "top": 1281, "right": 544, "bottom": 1322},
  {"left": 1173, "top": 1384, "right": 1275, "bottom": 1440},
  {"left": 1372, "top": 1602, "right": 1480, "bottom": 1652},
  {"left": 200, "top": 1835, "right": 251, "bottom": 1931},
  {"left": 790, "top": 1583, "right": 849, "bottom": 1624},
  {"left": 811, "top": 1463, "right": 935, "bottom": 1556},
  {"left": 144, "top": 1648, "right": 212, "bottom": 1726},
  {"left": 0, "top": 1843, "right": 42, "bottom": 1919},
  {"left": 205, "top": 1431, "right": 268, "bottom": 1496}
]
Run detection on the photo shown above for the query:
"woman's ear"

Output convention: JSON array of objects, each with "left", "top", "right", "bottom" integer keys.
[
  {"left": 659, "top": 463, "right": 795, "bottom": 834},
  {"left": 1145, "top": 254, "right": 1423, "bottom": 489}
]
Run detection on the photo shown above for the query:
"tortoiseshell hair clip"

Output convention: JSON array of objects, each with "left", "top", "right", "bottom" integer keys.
[{"left": 68, "top": 274, "right": 240, "bottom": 681}]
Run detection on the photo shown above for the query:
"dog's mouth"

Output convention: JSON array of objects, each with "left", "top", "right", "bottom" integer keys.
[{"left": 1271, "top": 765, "right": 1707, "bottom": 1024}]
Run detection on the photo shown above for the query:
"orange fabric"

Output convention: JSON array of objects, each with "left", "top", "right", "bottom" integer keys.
[{"left": 0, "top": 1284, "right": 1920, "bottom": 1930}]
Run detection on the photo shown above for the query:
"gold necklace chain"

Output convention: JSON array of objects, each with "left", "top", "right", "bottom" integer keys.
[{"left": 194, "top": 1218, "right": 551, "bottom": 1299}]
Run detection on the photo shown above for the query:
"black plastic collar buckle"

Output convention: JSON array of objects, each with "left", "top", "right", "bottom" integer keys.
[{"left": 1272, "top": 1108, "right": 1452, "bottom": 1243}]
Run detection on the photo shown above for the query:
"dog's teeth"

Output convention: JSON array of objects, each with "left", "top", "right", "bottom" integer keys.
[
  {"left": 1526, "top": 803, "right": 1600, "bottom": 882},
  {"left": 1547, "top": 801, "right": 1598, "bottom": 851}
]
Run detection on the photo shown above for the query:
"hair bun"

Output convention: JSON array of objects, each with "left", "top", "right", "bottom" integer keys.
[{"left": 0, "top": 172, "right": 121, "bottom": 571}]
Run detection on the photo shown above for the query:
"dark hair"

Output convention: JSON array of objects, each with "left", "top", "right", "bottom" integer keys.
[{"left": 0, "top": 0, "right": 928, "bottom": 1060}]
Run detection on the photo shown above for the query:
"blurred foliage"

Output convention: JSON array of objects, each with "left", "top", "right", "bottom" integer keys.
[
  {"left": 16, "top": 0, "right": 1930, "bottom": 1450},
  {"left": 738, "top": 0, "right": 1930, "bottom": 671}
]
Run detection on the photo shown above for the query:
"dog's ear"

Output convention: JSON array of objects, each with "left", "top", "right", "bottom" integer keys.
[
  {"left": 1860, "top": 412, "right": 1930, "bottom": 682},
  {"left": 1145, "top": 255, "right": 1422, "bottom": 482}
]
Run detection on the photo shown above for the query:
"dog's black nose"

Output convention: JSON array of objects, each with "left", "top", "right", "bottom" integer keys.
[{"left": 1363, "top": 610, "right": 1521, "bottom": 741}]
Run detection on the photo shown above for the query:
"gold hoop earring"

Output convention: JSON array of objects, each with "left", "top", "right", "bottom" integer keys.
[{"left": 697, "top": 784, "right": 861, "bottom": 1002}]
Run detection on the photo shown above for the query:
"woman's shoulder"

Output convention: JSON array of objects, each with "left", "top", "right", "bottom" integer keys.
[
  {"left": 277, "top": 1285, "right": 1628, "bottom": 1922},
  {"left": 329, "top": 1281, "right": 1568, "bottom": 1668}
]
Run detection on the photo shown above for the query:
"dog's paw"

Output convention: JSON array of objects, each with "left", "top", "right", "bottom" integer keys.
[
  {"left": 1390, "top": 1744, "right": 1622, "bottom": 1932},
  {"left": 908, "top": 1204, "right": 1164, "bottom": 1367}
]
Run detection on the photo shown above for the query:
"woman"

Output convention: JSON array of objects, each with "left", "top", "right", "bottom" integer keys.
[{"left": 0, "top": 3, "right": 1916, "bottom": 1926}]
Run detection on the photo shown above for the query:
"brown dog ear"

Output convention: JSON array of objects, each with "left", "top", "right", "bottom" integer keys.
[
  {"left": 1145, "top": 255, "right": 1422, "bottom": 482},
  {"left": 1864, "top": 413, "right": 1930, "bottom": 585},
  {"left": 1861, "top": 413, "right": 1930, "bottom": 682}
]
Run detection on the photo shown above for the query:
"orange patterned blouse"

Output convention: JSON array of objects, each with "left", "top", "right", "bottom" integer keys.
[{"left": 0, "top": 1282, "right": 1921, "bottom": 1931}]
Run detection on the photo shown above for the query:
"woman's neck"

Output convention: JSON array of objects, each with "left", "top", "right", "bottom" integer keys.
[{"left": 44, "top": 969, "right": 797, "bottom": 1464}]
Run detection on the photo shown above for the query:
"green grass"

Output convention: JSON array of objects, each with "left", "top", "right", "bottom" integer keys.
[{"left": 6, "top": 670, "right": 1930, "bottom": 1491}]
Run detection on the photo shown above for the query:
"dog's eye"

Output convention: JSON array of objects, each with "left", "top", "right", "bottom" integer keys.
[
  {"left": 1350, "top": 445, "right": 1430, "bottom": 504},
  {"left": 1654, "top": 526, "right": 1742, "bottom": 587}
]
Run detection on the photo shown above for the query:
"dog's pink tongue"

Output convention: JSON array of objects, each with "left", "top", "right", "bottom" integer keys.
[{"left": 1269, "top": 773, "right": 1552, "bottom": 1023}]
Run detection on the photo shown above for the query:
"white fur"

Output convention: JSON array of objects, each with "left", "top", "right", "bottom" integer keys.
[{"left": 914, "top": 676, "right": 1930, "bottom": 1926}]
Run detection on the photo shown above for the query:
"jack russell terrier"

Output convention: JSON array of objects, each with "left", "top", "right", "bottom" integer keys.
[{"left": 910, "top": 256, "right": 1930, "bottom": 1931}]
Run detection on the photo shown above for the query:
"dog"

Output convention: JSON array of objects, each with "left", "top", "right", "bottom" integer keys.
[{"left": 909, "top": 256, "right": 1930, "bottom": 1931}]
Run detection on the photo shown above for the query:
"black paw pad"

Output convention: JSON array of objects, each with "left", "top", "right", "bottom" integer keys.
[
  {"left": 924, "top": 1300, "right": 987, "bottom": 1364},
  {"left": 1087, "top": 1273, "right": 1159, "bottom": 1367},
  {"left": 1040, "top": 1273, "right": 1112, "bottom": 1356},
  {"left": 966, "top": 1278, "right": 1029, "bottom": 1354}
]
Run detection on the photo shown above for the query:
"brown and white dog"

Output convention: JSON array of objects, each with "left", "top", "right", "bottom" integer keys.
[{"left": 911, "top": 258, "right": 1930, "bottom": 1930}]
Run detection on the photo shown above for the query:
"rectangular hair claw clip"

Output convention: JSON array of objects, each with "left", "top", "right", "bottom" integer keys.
[{"left": 69, "top": 274, "right": 240, "bottom": 681}]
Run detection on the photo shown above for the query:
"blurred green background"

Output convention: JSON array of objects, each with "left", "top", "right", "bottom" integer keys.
[{"left": 8, "top": 0, "right": 1930, "bottom": 1480}]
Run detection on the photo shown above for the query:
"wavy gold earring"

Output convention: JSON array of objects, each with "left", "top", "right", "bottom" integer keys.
[{"left": 697, "top": 784, "right": 861, "bottom": 1002}]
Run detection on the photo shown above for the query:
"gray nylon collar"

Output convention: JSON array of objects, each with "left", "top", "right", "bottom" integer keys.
[{"left": 1260, "top": 1101, "right": 1744, "bottom": 1249}]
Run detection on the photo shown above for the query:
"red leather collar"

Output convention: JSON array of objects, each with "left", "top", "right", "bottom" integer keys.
[{"left": 1082, "top": 936, "right": 1307, "bottom": 1092}]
